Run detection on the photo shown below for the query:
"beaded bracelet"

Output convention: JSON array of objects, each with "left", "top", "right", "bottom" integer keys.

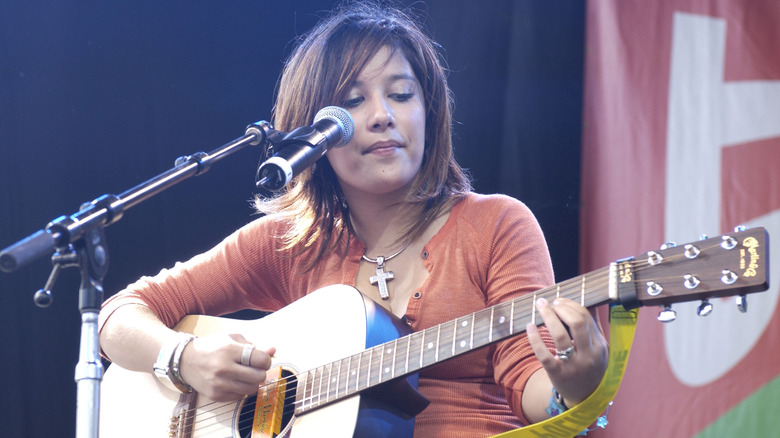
[{"left": 545, "top": 387, "right": 612, "bottom": 436}]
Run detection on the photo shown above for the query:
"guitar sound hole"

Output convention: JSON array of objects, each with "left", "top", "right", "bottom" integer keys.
[{"left": 235, "top": 369, "right": 298, "bottom": 438}]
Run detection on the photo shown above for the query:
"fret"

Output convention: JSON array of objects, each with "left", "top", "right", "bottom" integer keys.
[
  {"left": 377, "top": 344, "right": 384, "bottom": 384},
  {"left": 406, "top": 331, "right": 422, "bottom": 372},
  {"left": 451, "top": 317, "right": 458, "bottom": 356},
  {"left": 367, "top": 348, "right": 373, "bottom": 387},
  {"left": 418, "top": 330, "right": 426, "bottom": 368},
  {"left": 346, "top": 355, "right": 356, "bottom": 397},
  {"left": 378, "top": 343, "right": 393, "bottom": 381},
  {"left": 404, "top": 335, "right": 411, "bottom": 374},
  {"left": 374, "top": 345, "right": 385, "bottom": 383},
  {"left": 306, "top": 369, "right": 316, "bottom": 410},
  {"left": 488, "top": 307, "right": 494, "bottom": 342},
  {"left": 436, "top": 320, "right": 454, "bottom": 363},
  {"left": 362, "top": 348, "right": 374, "bottom": 389},
  {"left": 367, "top": 345, "right": 384, "bottom": 386},
  {"left": 492, "top": 301, "right": 512, "bottom": 340},
  {"left": 312, "top": 367, "right": 321, "bottom": 407},
  {"left": 452, "top": 316, "right": 473, "bottom": 355},
  {"left": 434, "top": 325, "right": 442, "bottom": 362},
  {"left": 335, "top": 358, "right": 342, "bottom": 399},
  {"left": 318, "top": 365, "right": 325, "bottom": 405},
  {"left": 472, "top": 308, "right": 493, "bottom": 349},
  {"left": 390, "top": 339, "right": 398, "bottom": 379},
  {"left": 355, "top": 352, "right": 362, "bottom": 392},
  {"left": 469, "top": 313, "right": 475, "bottom": 349},
  {"left": 509, "top": 300, "right": 515, "bottom": 334},
  {"left": 295, "top": 370, "right": 308, "bottom": 414},
  {"left": 326, "top": 362, "right": 337, "bottom": 401},
  {"left": 363, "top": 348, "right": 374, "bottom": 388},
  {"left": 421, "top": 327, "right": 437, "bottom": 367}
]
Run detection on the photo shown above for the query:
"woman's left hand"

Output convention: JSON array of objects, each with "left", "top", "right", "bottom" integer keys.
[{"left": 526, "top": 297, "right": 609, "bottom": 406}]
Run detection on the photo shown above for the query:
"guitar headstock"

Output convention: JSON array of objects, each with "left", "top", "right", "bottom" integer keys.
[{"left": 616, "top": 227, "right": 769, "bottom": 312}]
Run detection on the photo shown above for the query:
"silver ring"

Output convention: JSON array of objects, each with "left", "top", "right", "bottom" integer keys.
[
  {"left": 555, "top": 346, "right": 575, "bottom": 361},
  {"left": 241, "top": 344, "right": 255, "bottom": 367}
]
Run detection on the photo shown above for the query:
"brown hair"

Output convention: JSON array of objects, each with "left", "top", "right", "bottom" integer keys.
[{"left": 255, "top": 2, "right": 471, "bottom": 267}]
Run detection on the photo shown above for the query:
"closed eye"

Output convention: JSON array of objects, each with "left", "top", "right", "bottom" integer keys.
[
  {"left": 342, "top": 96, "right": 364, "bottom": 108},
  {"left": 390, "top": 93, "right": 415, "bottom": 102}
]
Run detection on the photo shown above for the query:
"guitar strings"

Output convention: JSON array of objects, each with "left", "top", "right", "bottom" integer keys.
[
  {"left": 178, "top": 269, "right": 616, "bottom": 434},
  {"left": 175, "top": 239, "right": 727, "bottom": 434}
]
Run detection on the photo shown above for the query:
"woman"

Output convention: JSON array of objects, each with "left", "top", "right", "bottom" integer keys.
[{"left": 99, "top": 3, "right": 608, "bottom": 437}]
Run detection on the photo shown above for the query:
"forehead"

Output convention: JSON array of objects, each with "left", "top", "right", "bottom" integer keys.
[{"left": 353, "top": 46, "right": 417, "bottom": 85}]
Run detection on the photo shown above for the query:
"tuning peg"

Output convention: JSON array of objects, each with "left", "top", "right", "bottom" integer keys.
[
  {"left": 684, "top": 244, "right": 701, "bottom": 259},
  {"left": 658, "top": 305, "right": 677, "bottom": 323},
  {"left": 733, "top": 225, "right": 747, "bottom": 232},
  {"left": 697, "top": 299, "right": 713, "bottom": 317},
  {"left": 647, "top": 251, "right": 663, "bottom": 265},
  {"left": 721, "top": 235, "right": 738, "bottom": 250},
  {"left": 660, "top": 242, "right": 677, "bottom": 250},
  {"left": 700, "top": 234, "right": 708, "bottom": 240},
  {"left": 736, "top": 295, "right": 748, "bottom": 313},
  {"left": 721, "top": 269, "right": 738, "bottom": 285},
  {"left": 683, "top": 274, "right": 701, "bottom": 290}
]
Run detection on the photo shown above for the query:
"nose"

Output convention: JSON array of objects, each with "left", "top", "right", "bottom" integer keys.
[{"left": 366, "top": 97, "right": 395, "bottom": 131}]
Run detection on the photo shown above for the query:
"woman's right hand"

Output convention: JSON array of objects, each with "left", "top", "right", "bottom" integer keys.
[{"left": 178, "top": 333, "right": 276, "bottom": 402}]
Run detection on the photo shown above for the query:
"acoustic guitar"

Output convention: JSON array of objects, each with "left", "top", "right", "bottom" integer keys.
[{"left": 100, "top": 227, "right": 769, "bottom": 437}]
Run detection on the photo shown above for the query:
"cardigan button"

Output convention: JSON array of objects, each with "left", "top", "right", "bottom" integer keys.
[
  {"left": 412, "top": 291, "right": 422, "bottom": 299},
  {"left": 422, "top": 251, "right": 429, "bottom": 259}
]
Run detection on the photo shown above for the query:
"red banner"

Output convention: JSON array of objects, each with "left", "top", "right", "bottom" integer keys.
[{"left": 582, "top": 1, "right": 780, "bottom": 437}]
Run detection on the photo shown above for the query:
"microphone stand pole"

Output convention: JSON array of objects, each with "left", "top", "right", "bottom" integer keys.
[{"left": 0, "top": 120, "right": 280, "bottom": 438}]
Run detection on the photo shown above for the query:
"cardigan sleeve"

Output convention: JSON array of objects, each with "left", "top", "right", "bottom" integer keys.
[
  {"left": 98, "top": 214, "right": 303, "bottom": 333},
  {"left": 478, "top": 195, "right": 556, "bottom": 424}
]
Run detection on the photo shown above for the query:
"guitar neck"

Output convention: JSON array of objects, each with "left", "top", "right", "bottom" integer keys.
[
  {"left": 294, "top": 266, "right": 614, "bottom": 415},
  {"left": 294, "top": 227, "right": 768, "bottom": 415}
]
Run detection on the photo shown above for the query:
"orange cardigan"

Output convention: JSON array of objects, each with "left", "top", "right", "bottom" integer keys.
[{"left": 99, "top": 192, "right": 555, "bottom": 437}]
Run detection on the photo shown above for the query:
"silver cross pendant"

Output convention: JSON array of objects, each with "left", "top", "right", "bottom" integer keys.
[{"left": 369, "top": 256, "right": 394, "bottom": 300}]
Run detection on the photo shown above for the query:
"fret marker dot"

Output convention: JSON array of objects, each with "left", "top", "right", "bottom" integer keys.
[
  {"left": 386, "top": 348, "right": 393, "bottom": 355},
  {"left": 427, "top": 342, "right": 434, "bottom": 350},
  {"left": 384, "top": 367, "right": 390, "bottom": 374},
  {"left": 499, "top": 316, "right": 506, "bottom": 324},
  {"left": 460, "top": 340, "right": 466, "bottom": 348},
  {"left": 351, "top": 370, "right": 356, "bottom": 376},
  {"left": 461, "top": 321, "right": 468, "bottom": 327}
]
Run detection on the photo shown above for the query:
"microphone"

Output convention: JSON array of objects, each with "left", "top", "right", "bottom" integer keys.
[{"left": 256, "top": 106, "right": 354, "bottom": 191}]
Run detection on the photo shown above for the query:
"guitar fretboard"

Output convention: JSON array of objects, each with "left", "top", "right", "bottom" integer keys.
[{"left": 294, "top": 266, "right": 615, "bottom": 414}]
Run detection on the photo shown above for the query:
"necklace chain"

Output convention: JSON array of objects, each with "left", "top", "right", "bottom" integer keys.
[{"left": 361, "top": 240, "right": 412, "bottom": 264}]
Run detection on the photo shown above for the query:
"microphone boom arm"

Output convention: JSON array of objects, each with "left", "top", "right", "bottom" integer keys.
[{"left": 0, "top": 120, "right": 279, "bottom": 273}]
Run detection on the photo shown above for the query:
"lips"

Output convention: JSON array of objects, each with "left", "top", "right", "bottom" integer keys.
[{"left": 363, "top": 140, "right": 403, "bottom": 155}]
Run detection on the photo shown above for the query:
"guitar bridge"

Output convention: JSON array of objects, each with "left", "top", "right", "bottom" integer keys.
[{"left": 168, "top": 391, "right": 198, "bottom": 438}]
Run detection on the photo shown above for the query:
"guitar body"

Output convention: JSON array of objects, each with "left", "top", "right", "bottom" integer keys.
[{"left": 100, "top": 285, "right": 424, "bottom": 438}]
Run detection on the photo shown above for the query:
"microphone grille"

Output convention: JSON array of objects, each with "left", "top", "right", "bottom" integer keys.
[{"left": 314, "top": 106, "right": 355, "bottom": 146}]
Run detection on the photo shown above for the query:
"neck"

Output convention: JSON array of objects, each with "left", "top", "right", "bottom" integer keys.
[{"left": 344, "top": 189, "right": 420, "bottom": 256}]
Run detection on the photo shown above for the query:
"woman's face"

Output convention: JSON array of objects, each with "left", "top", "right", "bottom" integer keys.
[{"left": 326, "top": 46, "right": 426, "bottom": 202}]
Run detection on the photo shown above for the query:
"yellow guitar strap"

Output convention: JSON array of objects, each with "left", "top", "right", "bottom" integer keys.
[{"left": 491, "top": 305, "right": 639, "bottom": 438}]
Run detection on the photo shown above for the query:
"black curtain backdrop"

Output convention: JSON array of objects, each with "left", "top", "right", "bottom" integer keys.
[{"left": 0, "top": 1, "right": 584, "bottom": 436}]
